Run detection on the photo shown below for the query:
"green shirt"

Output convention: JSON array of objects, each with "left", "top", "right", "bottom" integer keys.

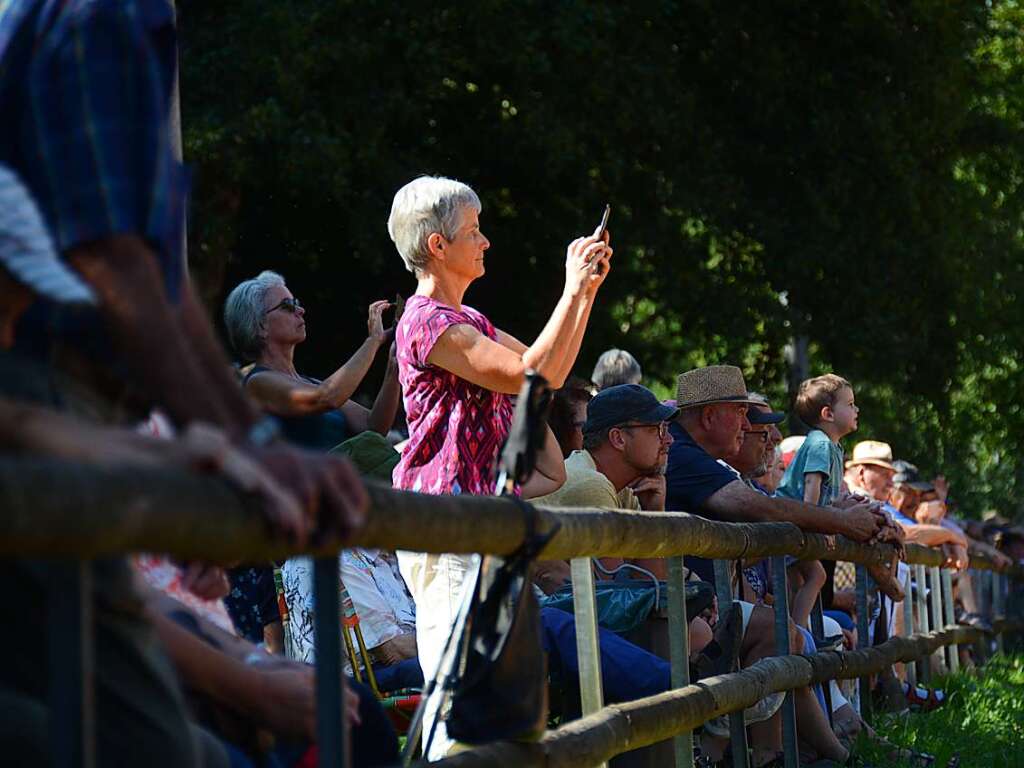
[
  {"left": 532, "top": 450, "right": 641, "bottom": 511},
  {"left": 776, "top": 428, "right": 844, "bottom": 506}
]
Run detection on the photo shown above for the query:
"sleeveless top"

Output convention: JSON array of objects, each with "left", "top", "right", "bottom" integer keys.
[{"left": 244, "top": 365, "right": 350, "bottom": 451}]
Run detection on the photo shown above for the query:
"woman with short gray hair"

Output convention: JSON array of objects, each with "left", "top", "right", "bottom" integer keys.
[
  {"left": 224, "top": 270, "right": 400, "bottom": 448},
  {"left": 387, "top": 174, "right": 613, "bottom": 760}
]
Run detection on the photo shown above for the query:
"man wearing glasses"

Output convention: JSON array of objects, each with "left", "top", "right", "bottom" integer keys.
[{"left": 533, "top": 384, "right": 678, "bottom": 582}]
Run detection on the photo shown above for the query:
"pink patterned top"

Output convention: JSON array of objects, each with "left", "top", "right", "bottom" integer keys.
[{"left": 393, "top": 294, "right": 514, "bottom": 496}]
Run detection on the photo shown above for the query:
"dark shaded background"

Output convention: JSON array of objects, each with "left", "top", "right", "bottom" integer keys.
[{"left": 179, "top": 1, "right": 1024, "bottom": 519}]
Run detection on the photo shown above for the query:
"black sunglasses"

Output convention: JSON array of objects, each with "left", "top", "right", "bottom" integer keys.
[{"left": 266, "top": 297, "right": 302, "bottom": 314}]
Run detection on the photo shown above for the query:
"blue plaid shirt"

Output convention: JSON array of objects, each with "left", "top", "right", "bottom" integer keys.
[{"left": 0, "top": 0, "right": 186, "bottom": 301}]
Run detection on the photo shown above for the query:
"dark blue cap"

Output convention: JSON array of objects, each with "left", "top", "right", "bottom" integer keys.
[{"left": 583, "top": 384, "right": 680, "bottom": 434}]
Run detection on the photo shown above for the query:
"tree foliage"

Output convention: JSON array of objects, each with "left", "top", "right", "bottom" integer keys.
[{"left": 179, "top": 1, "right": 1024, "bottom": 519}]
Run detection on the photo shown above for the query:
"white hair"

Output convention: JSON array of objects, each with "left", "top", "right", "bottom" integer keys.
[
  {"left": 223, "top": 270, "right": 286, "bottom": 363},
  {"left": 592, "top": 349, "right": 643, "bottom": 390},
  {"left": 386, "top": 176, "right": 481, "bottom": 275}
]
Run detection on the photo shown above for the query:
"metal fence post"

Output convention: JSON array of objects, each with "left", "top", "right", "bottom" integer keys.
[
  {"left": 49, "top": 560, "right": 95, "bottom": 768},
  {"left": 770, "top": 556, "right": 798, "bottom": 768},
  {"left": 940, "top": 569, "right": 959, "bottom": 674},
  {"left": 928, "top": 567, "right": 945, "bottom": 674},
  {"left": 913, "top": 563, "right": 930, "bottom": 684},
  {"left": 569, "top": 557, "right": 609, "bottom": 765},
  {"left": 713, "top": 559, "right": 749, "bottom": 768},
  {"left": 668, "top": 557, "right": 694, "bottom": 768},
  {"left": 854, "top": 565, "right": 871, "bottom": 720},
  {"left": 809, "top": 595, "right": 833, "bottom": 724},
  {"left": 901, "top": 567, "right": 916, "bottom": 688},
  {"left": 314, "top": 555, "right": 349, "bottom": 768},
  {"left": 993, "top": 570, "right": 1006, "bottom": 655}
]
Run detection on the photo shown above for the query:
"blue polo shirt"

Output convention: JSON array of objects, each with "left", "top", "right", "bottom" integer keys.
[{"left": 665, "top": 421, "right": 742, "bottom": 585}]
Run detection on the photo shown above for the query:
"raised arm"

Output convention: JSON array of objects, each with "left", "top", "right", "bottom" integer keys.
[
  {"left": 246, "top": 301, "right": 390, "bottom": 417},
  {"left": 427, "top": 233, "right": 612, "bottom": 393}
]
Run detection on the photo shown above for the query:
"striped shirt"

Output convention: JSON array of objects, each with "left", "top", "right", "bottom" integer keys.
[{"left": 0, "top": 0, "right": 187, "bottom": 300}]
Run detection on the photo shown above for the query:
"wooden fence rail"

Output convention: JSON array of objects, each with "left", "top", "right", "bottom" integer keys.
[
  {"left": 1, "top": 460, "right": 1017, "bottom": 575},
  {"left": 1, "top": 457, "right": 1019, "bottom": 768}
]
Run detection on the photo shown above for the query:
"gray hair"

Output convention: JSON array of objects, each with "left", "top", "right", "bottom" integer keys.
[
  {"left": 592, "top": 349, "right": 642, "bottom": 390},
  {"left": 223, "top": 270, "right": 286, "bottom": 363},
  {"left": 386, "top": 176, "right": 482, "bottom": 275}
]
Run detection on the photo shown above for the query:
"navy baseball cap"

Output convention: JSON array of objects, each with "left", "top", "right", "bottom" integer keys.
[
  {"left": 583, "top": 384, "right": 679, "bottom": 434},
  {"left": 746, "top": 393, "right": 785, "bottom": 425}
]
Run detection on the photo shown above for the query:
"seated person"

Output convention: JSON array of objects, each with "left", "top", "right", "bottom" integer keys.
[
  {"left": 547, "top": 377, "right": 594, "bottom": 458},
  {"left": 224, "top": 270, "right": 401, "bottom": 449},
  {"left": 666, "top": 366, "right": 877, "bottom": 766},
  {"left": 282, "top": 547, "right": 422, "bottom": 693}
]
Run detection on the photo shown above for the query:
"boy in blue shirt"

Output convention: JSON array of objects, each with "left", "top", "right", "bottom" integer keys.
[{"left": 776, "top": 374, "right": 860, "bottom": 627}]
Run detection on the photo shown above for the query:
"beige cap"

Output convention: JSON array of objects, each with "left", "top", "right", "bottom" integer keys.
[{"left": 845, "top": 440, "right": 896, "bottom": 471}]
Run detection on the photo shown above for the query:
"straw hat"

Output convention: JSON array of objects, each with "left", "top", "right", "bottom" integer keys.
[
  {"left": 675, "top": 365, "right": 760, "bottom": 410},
  {"left": 844, "top": 440, "right": 895, "bottom": 471}
]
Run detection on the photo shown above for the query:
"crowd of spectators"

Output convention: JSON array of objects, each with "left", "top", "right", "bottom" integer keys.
[{"left": 0, "top": 2, "right": 1020, "bottom": 767}]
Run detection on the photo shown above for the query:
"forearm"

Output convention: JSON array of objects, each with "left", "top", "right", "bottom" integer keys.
[
  {"left": 521, "top": 290, "right": 592, "bottom": 388},
  {"left": 67, "top": 237, "right": 242, "bottom": 433},
  {"left": 150, "top": 607, "right": 263, "bottom": 716},
  {"left": 0, "top": 398, "right": 182, "bottom": 467},
  {"left": 179, "top": 283, "right": 260, "bottom": 434},
  {"left": 774, "top": 497, "right": 851, "bottom": 536},
  {"left": 316, "top": 337, "right": 382, "bottom": 410},
  {"left": 900, "top": 523, "right": 964, "bottom": 547},
  {"left": 365, "top": 362, "right": 401, "bottom": 436},
  {"left": 705, "top": 482, "right": 835, "bottom": 531},
  {"left": 147, "top": 591, "right": 257, "bottom": 662}
]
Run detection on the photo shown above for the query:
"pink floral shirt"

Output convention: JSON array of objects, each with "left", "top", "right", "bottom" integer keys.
[{"left": 393, "top": 295, "right": 513, "bottom": 496}]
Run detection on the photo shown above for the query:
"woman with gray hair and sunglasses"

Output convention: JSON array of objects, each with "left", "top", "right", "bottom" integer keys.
[{"left": 224, "top": 271, "right": 400, "bottom": 450}]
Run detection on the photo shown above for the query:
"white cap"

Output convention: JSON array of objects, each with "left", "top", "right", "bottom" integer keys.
[{"left": 0, "top": 166, "right": 96, "bottom": 305}]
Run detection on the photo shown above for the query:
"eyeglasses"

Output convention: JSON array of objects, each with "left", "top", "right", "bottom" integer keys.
[
  {"left": 619, "top": 422, "right": 669, "bottom": 439},
  {"left": 743, "top": 429, "right": 770, "bottom": 444},
  {"left": 266, "top": 297, "right": 302, "bottom": 315}
]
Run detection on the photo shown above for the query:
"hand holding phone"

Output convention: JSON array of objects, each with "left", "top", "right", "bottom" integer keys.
[{"left": 591, "top": 204, "right": 611, "bottom": 275}]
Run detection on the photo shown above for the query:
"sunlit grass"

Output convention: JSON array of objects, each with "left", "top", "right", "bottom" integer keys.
[{"left": 858, "top": 654, "right": 1024, "bottom": 768}]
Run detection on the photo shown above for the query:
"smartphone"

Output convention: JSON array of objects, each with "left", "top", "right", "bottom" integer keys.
[
  {"left": 591, "top": 204, "right": 611, "bottom": 275},
  {"left": 596, "top": 204, "right": 611, "bottom": 239}
]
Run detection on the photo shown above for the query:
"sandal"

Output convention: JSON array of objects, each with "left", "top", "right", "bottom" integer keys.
[{"left": 902, "top": 682, "right": 946, "bottom": 712}]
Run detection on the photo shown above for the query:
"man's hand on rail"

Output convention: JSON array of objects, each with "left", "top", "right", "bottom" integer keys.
[
  {"left": 249, "top": 444, "right": 368, "bottom": 548},
  {"left": 835, "top": 500, "right": 887, "bottom": 542},
  {"left": 181, "top": 423, "right": 309, "bottom": 546},
  {"left": 942, "top": 542, "right": 969, "bottom": 571},
  {"left": 866, "top": 555, "right": 906, "bottom": 602}
]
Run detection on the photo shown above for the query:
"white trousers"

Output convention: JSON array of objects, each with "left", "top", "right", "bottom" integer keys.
[{"left": 397, "top": 551, "right": 474, "bottom": 761}]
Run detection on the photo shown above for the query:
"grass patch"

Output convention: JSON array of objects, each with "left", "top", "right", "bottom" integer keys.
[{"left": 858, "top": 654, "right": 1024, "bottom": 768}]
